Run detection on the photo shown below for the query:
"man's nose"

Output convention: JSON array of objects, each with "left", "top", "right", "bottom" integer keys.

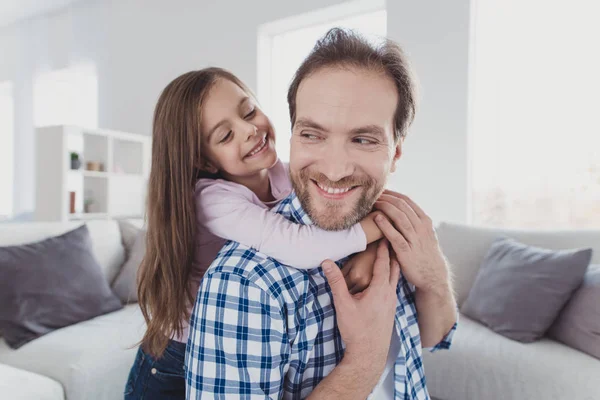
[{"left": 320, "top": 144, "right": 355, "bottom": 183}]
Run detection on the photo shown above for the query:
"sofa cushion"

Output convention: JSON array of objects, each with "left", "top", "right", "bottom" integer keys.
[
  {"left": 113, "top": 222, "right": 146, "bottom": 303},
  {"left": 461, "top": 237, "right": 591, "bottom": 342},
  {"left": 549, "top": 264, "right": 600, "bottom": 359},
  {"left": 0, "top": 363, "right": 64, "bottom": 400},
  {"left": 119, "top": 220, "right": 141, "bottom": 255},
  {"left": 435, "top": 222, "right": 600, "bottom": 306},
  {"left": 422, "top": 314, "right": 600, "bottom": 400},
  {"left": 0, "top": 304, "right": 145, "bottom": 400},
  {"left": 0, "top": 220, "right": 125, "bottom": 284},
  {"left": 0, "top": 224, "right": 124, "bottom": 349}
]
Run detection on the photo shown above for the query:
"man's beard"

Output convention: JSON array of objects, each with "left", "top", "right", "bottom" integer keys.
[{"left": 291, "top": 168, "right": 384, "bottom": 231}]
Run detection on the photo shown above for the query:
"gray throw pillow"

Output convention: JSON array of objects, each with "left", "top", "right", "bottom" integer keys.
[
  {"left": 461, "top": 237, "right": 592, "bottom": 343},
  {"left": 119, "top": 220, "right": 142, "bottom": 256},
  {"left": 112, "top": 228, "right": 146, "bottom": 303},
  {"left": 548, "top": 264, "right": 600, "bottom": 359},
  {"left": 0, "top": 224, "right": 123, "bottom": 349}
]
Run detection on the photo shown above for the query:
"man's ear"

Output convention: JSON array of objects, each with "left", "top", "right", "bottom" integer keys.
[{"left": 390, "top": 140, "right": 402, "bottom": 173}]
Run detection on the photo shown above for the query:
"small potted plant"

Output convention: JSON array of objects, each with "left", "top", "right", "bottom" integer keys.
[
  {"left": 70, "top": 152, "right": 81, "bottom": 170},
  {"left": 84, "top": 198, "right": 94, "bottom": 213}
]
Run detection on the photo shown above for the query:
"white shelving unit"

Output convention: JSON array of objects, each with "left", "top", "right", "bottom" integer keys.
[{"left": 35, "top": 125, "right": 151, "bottom": 222}]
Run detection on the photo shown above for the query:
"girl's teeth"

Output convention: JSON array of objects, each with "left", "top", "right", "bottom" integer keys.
[{"left": 248, "top": 137, "right": 266, "bottom": 156}]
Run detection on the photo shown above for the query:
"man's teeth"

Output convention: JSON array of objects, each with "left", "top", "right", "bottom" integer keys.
[
  {"left": 317, "top": 183, "right": 351, "bottom": 194},
  {"left": 248, "top": 136, "right": 266, "bottom": 157}
]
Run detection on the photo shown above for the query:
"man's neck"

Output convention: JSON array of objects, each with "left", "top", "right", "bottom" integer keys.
[{"left": 227, "top": 169, "right": 274, "bottom": 203}]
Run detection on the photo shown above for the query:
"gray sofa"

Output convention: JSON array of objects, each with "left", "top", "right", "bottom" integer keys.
[
  {"left": 423, "top": 222, "right": 600, "bottom": 400},
  {"left": 0, "top": 220, "right": 146, "bottom": 400},
  {"left": 1, "top": 219, "right": 598, "bottom": 399}
]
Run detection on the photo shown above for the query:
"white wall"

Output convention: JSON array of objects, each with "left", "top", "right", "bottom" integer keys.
[
  {"left": 0, "top": 0, "right": 471, "bottom": 223},
  {"left": 387, "top": 1, "right": 471, "bottom": 224}
]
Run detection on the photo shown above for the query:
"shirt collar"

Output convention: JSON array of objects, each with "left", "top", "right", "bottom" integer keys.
[{"left": 273, "top": 191, "right": 313, "bottom": 226}]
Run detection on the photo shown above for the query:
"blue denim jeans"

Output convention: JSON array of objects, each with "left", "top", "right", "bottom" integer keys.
[{"left": 124, "top": 340, "right": 186, "bottom": 399}]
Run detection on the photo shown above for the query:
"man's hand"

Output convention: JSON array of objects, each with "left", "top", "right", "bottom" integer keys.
[
  {"left": 320, "top": 240, "right": 400, "bottom": 395},
  {"left": 373, "top": 190, "right": 457, "bottom": 348},
  {"left": 373, "top": 190, "right": 449, "bottom": 292}
]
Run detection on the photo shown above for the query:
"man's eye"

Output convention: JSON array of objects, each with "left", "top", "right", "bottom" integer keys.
[
  {"left": 220, "top": 131, "right": 233, "bottom": 143},
  {"left": 354, "top": 137, "right": 376, "bottom": 145},
  {"left": 244, "top": 109, "right": 256, "bottom": 119},
  {"left": 301, "top": 133, "right": 320, "bottom": 140}
]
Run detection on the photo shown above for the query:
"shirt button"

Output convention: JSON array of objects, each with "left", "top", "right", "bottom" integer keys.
[{"left": 151, "top": 368, "right": 157, "bottom": 375}]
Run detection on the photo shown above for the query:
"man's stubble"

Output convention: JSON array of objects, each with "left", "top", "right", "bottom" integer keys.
[{"left": 291, "top": 168, "right": 384, "bottom": 231}]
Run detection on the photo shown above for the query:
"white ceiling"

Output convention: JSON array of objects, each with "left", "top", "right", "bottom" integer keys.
[{"left": 0, "top": 0, "right": 85, "bottom": 28}]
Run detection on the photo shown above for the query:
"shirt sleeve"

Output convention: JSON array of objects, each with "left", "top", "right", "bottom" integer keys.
[
  {"left": 185, "top": 271, "right": 289, "bottom": 399},
  {"left": 427, "top": 317, "right": 458, "bottom": 352},
  {"left": 198, "top": 186, "right": 367, "bottom": 269},
  {"left": 402, "top": 278, "right": 459, "bottom": 353}
]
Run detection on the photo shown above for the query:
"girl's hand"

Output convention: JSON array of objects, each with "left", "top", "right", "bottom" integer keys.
[
  {"left": 342, "top": 242, "right": 379, "bottom": 294},
  {"left": 359, "top": 211, "right": 385, "bottom": 244}
]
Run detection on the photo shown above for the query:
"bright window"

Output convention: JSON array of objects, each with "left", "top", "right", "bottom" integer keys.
[
  {"left": 258, "top": 4, "right": 386, "bottom": 162},
  {"left": 471, "top": 0, "right": 600, "bottom": 229},
  {"left": 34, "top": 63, "right": 98, "bottom": 128},
  {"left": 0, "top": 81, "right": 14, "bottom": 219}
]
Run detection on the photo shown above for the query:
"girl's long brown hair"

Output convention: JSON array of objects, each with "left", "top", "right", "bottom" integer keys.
[{"left": 138, "top": 67, "right": 253, "bottom": 358}]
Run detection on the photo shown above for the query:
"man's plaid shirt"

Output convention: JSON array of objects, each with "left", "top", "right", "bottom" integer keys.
[{"left": 185, "top": 192, "right": 456, "bottom": 399}]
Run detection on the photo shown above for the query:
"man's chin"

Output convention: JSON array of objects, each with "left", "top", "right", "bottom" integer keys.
[
  {"left": 291, "top": 172, "right": 381, "bottom": 231},
  {"left": 307, "top": 205, "right": 363, "bottom": 231}
]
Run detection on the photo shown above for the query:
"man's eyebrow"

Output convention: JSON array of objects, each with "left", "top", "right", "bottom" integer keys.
[
  {"left": 294, "top": 118, "right": 329, "bottom": 132},
  {"left": 207, "top": 96, "right": 249, "bottom": 141},
  {"left": 349, "top": 124, "right": 386, "bottom": 138},
  {"left": 296, "top": 118, "right": 386, "bottom": 139}
]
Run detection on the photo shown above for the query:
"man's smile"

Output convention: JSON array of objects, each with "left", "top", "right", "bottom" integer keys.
[{"left": 311, "top": 179, "right": 360, "bottom": 200}]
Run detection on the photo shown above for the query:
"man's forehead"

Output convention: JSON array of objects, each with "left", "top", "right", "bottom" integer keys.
[
  {"left": 295, "top": 67, "right": 397, "bottom": 136},
  {"left": 297, "top": 66, "right": 396, "bottom": 101}
]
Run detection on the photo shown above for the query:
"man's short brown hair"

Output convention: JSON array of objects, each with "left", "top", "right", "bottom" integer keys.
[{"left": 287, "top": 27, "right": 417, "bottom": 141}]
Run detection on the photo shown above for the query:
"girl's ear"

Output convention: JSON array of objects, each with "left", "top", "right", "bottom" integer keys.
[{"left": 199, "top": 159, "right": 218, "bottom": 174}]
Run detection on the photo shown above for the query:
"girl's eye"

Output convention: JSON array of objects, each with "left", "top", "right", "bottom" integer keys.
[
  {"left": 220, "top": 131, "right": 233, "bottom": 143},
  {"left": 244, "top": 109, "right": 256, "bottom": 119}
]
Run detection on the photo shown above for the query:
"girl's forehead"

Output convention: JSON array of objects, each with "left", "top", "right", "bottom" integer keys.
[{"left": 205, "top": 79, "right": 248, "bottom": 107}]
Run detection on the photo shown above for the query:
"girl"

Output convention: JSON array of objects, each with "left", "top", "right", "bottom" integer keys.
[{"left": 124, "top": 68, "right": 381, "bottom": 399}]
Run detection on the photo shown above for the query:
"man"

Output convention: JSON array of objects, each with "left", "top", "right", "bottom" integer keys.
[{"left": 186, "top": 28, "right": 458, "bottom": 399}]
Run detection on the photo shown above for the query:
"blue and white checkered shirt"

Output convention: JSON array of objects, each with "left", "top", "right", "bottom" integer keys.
[{"left": 185, "top": 192, "right": 456, "bottom": 399}]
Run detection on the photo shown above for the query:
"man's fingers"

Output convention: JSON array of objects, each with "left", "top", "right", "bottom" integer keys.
[
  {"left": 389, "top": 258, "right": 401, "bottom": 288},
  {"left": 383, "top": 190, "right": 427, "bottom": 220},
  {"left": 377, "top": 194, "right": 420, "bottom": 228},
  {"left": 371, "top": 240, "right": 391, "bottom": 286},
  {"left": 322, "top": 260, "right": 353, "bottom": 306},
  {"left": 374, "top": 214, "right": 410, "bottom": 253},
  {"left": 374, "top": 201, "right": 417, "bottom": 241}
]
